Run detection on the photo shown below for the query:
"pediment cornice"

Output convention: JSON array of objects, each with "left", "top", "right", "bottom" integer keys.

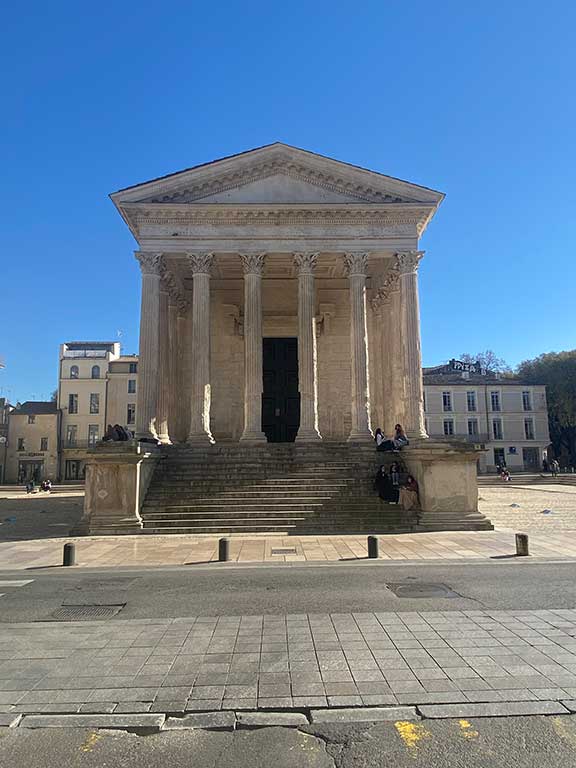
[{"left": 111, "top": 144, "right": 444, "bottom": 208}]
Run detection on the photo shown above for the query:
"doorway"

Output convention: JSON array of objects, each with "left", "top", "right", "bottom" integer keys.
[
  {"left": 18, "top": 461, "right": 44, "bottom": 483},
  {"left": 262, "top": 338, "right": 300, "bottom": 442},
  {"left": 523, "top": 447, "right": 540, "bottom": 471}
]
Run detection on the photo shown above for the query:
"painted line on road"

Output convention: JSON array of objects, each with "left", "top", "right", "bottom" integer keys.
[{"left": 0, "top": 580, "right": 35, "bottom": 587}]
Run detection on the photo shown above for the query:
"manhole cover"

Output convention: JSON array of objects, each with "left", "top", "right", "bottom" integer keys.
[
  {"left": 271, "top": 548, "right": 297, "bottom": 555},
  {"left": 386, "top": 583, "right": 459, "bottom": 599},
  {"left": 48, "top": 604, "right": 125, "bottom": 621}
]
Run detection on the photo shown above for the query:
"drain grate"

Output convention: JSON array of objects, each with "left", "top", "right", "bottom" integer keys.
[
  {"left": 386, "top": 583, "right": 459, "bottom": 599},
  {"left": 271, "top": 547, "right": 297, "bottom": 555},
  {"left": 48, "top": 604, "right": 125, "bottom": 621}
]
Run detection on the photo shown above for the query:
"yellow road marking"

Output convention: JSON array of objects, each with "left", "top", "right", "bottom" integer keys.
[
  {"left": 394, "top": 720, "right": 432, "bottom": 752},
  {"left": 458, "top": 719, "right": 479, "bottom": 740},
  {"left": 80, "top": 731, "right": 101, "bottom": 753},
  {"left": 552, "top": 716, "right": 576, "bottom": 750}
]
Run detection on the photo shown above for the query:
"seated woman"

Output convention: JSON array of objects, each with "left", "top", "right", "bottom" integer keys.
[
  {"left": 399, "top": 474, "right": 419, "bottom": 511},
  {"left": 375, "top": 424, "right": 409, "bottom": 452},
  {"left": 375, "top": 465, "right": 399, "bottom": 503}
]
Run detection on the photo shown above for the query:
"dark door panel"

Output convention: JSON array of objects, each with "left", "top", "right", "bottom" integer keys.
[{"left": 262, "top": 338, "right": 300, "bottom": 442}]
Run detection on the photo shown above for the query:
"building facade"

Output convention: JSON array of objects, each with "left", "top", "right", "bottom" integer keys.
[
  {"left": 423, "top": 360, "right": 550, "bottom": 473},
  {"left": 0, "top": 397, "right": 13, "bottom": 483},
  {"left": 4, "top": 402, "right": 60, "bottom": 483},
  {"left": 57, "top": 342, "right": 138, "bottom": 479},
  {"left": 110, "top": 143, "right": 445, "bottom": 445}
]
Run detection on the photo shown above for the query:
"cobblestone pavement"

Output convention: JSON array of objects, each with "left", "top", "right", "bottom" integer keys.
[{"left": 2, "top": 610, "right": 576, "bottom": 716}]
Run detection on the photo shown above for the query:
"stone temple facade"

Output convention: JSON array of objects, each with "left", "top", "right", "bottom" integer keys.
[
  {"left": 111, "top": 143, "right": 442, "bottom": 445},
  {"left": 79, "top": 144, "right": 492, "bottom": 535}
]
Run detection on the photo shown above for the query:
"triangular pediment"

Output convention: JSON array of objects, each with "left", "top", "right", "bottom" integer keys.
[{"left": 111, "top": 143, "right": 444, "bottom": 208}]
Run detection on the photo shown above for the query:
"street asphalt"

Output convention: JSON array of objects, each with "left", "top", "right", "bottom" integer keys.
[
  {"left": 2, "top": 715, "right": 576, "bottom": 767},
  {"left": 1, "top": 559, "right": 576, "bottom": 622}
]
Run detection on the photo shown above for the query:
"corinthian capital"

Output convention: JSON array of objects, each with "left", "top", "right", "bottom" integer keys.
[
  {"left": 135, "top": 251, "right": 162, "bottom": 275},
  {"left": 186, "top": 252, "right": 214, "bottom": 275},
  {"left": 239, "top": 253, "right": 266, "bottom": 276},
  {"left": 293, "top": 252, "right": 319, "bottom": 275},
  {"left": 343, "top": 252, "right": 369, "bottom": 277},
  {"left": 396, "top": 251, "right": 424, "bottom": 274}
]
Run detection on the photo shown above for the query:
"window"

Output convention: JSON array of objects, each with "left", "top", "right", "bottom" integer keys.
[
  {"left": 17, "top": 437, "right": 25, "bottom": 451},
  {"left": 68, "top": 394, "right": 78, "bottom": 414},
  {"left": 492, "top": 418, "right": 503, "bottom": 440},
  {"left": 128, "top": 379, "right": 136, "bottom": 394},
  {"left": 129, "top": 362, "right": 138, "bottom": 373},
  {"left": 70, "top": 365, "right": 79, "bottom": 379},
  {"left": 89, "top": 393, "right": 100, "bottom": 414},
  {"left": 524, "top": 418, "right": 535, "bottom": 440},
  {"left": 40, "top": 437, "right": 48, "bottom": 451},
  {"left": 443, "top": 419, "right": 454, "bottom": 436},
  {"left": 66, "top": 425, "right": 78, "bottom": 447},
  {"left": 522, "top": 390, "right": 532, "bottom": 411},
  {"left": 91, "top": 365, "right": 101, "bottom": 379},
  {"left": 28, "top": 414, "right": 35, "bottom": 424},
  {"left": 442, "top": 391, "right": 452, "bottom": 412},
  {"left": 490, "top": 391, "right": 501, "bottom": 412},
  {"left": 127, "top": 403, "right": 136, "bottom": 425},
  {"left": 466, "top": 391, "right": 477, "bottom": 412},
  {"left": 88, "top": 424, "right": 100, "bottom": 446},
  {"left": 468, "top": 419, "right": 479, "bottom": 436}
]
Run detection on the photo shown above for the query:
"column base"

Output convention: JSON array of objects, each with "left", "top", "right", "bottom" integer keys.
[
  {"left": 187, "top": 431, "right": 215, "bottom": 445},
  {"left": 240, "top": 430, "right": 268, "bottom": 443},
  {"left": 347, "top": 430, "right": 374, "bottom": 443},
  {"left": 295, "top": 429, "right": 322, "bottom": 442}
]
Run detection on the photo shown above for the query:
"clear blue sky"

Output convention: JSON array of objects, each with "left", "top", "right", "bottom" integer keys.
[{"left": 1, "top": 1, "right": 574, "bottom": 402}]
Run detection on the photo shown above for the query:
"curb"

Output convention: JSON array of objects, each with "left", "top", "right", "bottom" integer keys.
[{"left": 5, "top": 701, "right": 575, "bottom": 733}]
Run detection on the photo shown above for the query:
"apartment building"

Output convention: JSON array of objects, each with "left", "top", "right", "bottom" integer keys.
[
  {"left": 57, "top": 342, "right": 138, "bottom": 480},
  {"left": 4, "top": 401, "right": 60, "bottom": 483},
  {"left": 423, "top": 360, "right": 550, "bottom": 473}
]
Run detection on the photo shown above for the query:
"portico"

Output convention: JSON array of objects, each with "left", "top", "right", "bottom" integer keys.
[{"left": 111, "top": 143, "right": 442, "bottom": 445}]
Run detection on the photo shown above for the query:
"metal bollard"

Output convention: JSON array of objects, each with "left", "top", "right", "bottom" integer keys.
[
  {"left": 218, "top": 538, "right": 230, "bottom": 562},
  {"left": 63, "top": 542, "right": 76, "bottom": 567},
  {"left": 367, "top": 536, "right": 379, "bottom": 559},
  {"left": 515, "top": 533, "right": 529, "bottom": 557}
]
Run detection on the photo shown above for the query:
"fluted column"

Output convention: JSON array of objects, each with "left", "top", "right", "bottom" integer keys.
[
  {"left": 397, "top": 250, "right": 427, "bottom": 439},
  {"left": 134, "top": 251, "right": 162, "bottom": 440},
  {"left": 156, "top": 280, "right": 171, "bottom": 443},
  {"left": 187, "top": 252, "right": 214, "bottom": 444},
  {"left": 177, "top": 301, "right": 190, "bottom": 443},
  {"left": 240, "top": 253, "right": 267, "bottom": 442},
  {"left": 369, "top": 295, "right": 384, "bottom": 431},
  {"left": 343, "top": 252, "right": 373, "bottom": 442},
  {"left": 389, "top": 281, "right": 406, "bottom": 431},
  {"left": 167, "top": 296, "right": 179, "bottom": 441},
  {"left": 294, "top": 252, "right": 321, "bottom": 441}
]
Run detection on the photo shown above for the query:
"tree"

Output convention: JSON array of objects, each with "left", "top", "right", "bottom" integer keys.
[
  {"left": 459, "top": 350, "right": 511, "bottom": 373},
  {"left": 517, "top": 350, "right": 576, "bottom": 465},
  {"left": 50, "top": 389, "right": 58, "bottom": 402}
]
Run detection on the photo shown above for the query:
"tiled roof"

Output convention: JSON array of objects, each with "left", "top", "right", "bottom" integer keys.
[{"left": 13, "top": 401, "right": 58, "bottom": 415}]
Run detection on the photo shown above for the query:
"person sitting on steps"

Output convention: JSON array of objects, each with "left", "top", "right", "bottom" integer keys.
[{"left": 375, "top": 424, "right": 409, "bottom": 452}]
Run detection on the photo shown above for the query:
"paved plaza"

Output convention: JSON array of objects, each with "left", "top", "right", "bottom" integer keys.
[
  {"left": 0, "top": 480, "right": 575, "bottom": 569},
  {"left": 2, "top": 610, "right": 576, "bottom": 718}
]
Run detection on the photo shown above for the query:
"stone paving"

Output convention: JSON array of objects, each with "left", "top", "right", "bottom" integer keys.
[
  {"left": 4, "top": 529, "right": 576, "bottom": 570},
  {"left": 3, "top": 610, "right": 576, "bottom": 716}
]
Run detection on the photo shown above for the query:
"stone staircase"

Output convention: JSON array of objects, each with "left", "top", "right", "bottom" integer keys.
[{"left": 141, "top": 443, "right": 419, "bottom": 535}]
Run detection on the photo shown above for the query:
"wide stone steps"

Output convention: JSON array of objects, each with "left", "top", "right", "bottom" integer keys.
[{"left": 141, "top": 444, "right": 414, "bottom": 534}]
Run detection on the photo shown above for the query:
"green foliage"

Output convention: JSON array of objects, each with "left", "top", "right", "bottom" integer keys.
[{"left": 517, "top": 350, "right": 576, "bottom": 464}]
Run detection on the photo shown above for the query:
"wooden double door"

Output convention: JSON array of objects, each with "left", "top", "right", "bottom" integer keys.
[{"left": 262, "top": 338, "right": 300, "bottom": 442}]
